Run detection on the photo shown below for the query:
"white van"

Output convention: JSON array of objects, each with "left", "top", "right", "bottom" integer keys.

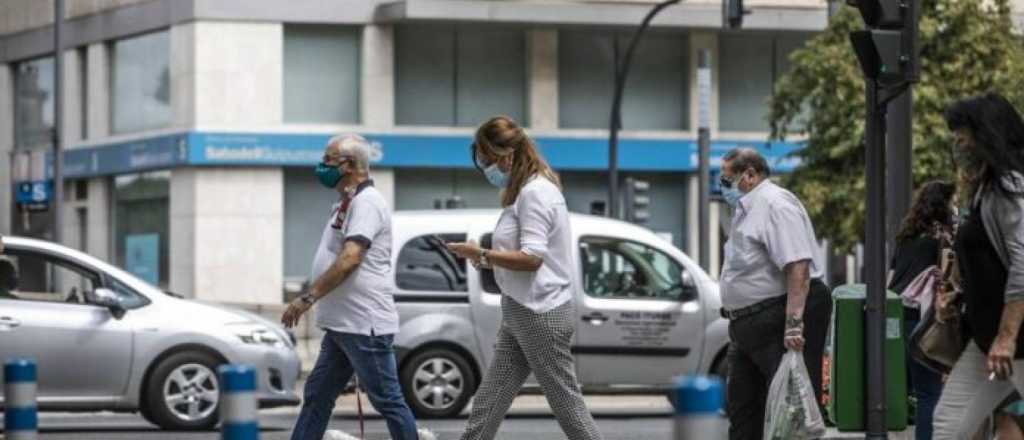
[{"left": 388, "top": 210, "right": 729, "bottom": 417}]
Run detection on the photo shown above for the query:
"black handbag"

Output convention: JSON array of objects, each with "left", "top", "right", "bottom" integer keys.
[{"left": 909, "top": 244, "right": 967, "bottom": 375}]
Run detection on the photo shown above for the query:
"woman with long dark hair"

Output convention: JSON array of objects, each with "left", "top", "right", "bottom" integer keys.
[
  {"left": 446, "top": 116, "right": 602, "bottom": 440},
  {"left": 933, "top": 93, "right": 1024, "bottom": 438},
  {"left": 888, "top": 180, "right": 956, "bottom": 440}
]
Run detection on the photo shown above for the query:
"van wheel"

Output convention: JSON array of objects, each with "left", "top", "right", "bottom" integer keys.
[
  {"left": 400, "top": 348, "right": 477, "bottom": 418},
  {"left": 143, "top": 351, "right": 222, "bottom": 430},
  {"left": 667, "top": 348, "right": 729, "bottom": 412}
]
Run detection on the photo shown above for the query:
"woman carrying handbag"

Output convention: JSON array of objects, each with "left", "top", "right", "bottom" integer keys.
[
  {"left": 932, "top": 94, "right": 1024, "bottom": 439},
  {"left": 890, "top": 181, "right": 957, "bottom": 440}
]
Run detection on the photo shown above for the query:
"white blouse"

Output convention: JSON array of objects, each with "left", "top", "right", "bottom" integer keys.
[{"left": 491, "top": 176, "right": 574, "bottom": 313}]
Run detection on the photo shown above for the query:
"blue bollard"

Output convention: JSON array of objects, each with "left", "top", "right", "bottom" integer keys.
[
  {"left": 5, "top": 358, "right": 38, "bottom": 440},
  {"left": 219, "top": 364, "right": 259, "bottom": 440},
  {"left": 673, "top": 375, "right": 725, "bottom": 439}
]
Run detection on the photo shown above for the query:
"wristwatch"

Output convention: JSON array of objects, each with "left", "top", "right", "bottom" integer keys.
[
  {"left": 785, "top": 315, "right": 804, "bottom": 329},
  {"left": 299, "top": 293, "right": 316, "bottom": 306},
  {"left": 479, "top": 249, "right": 490, "bottom": 268}
]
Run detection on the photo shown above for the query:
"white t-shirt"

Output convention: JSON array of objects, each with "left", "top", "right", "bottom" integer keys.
[
  {"left": 492, "top": 176, "right": 574, "bottom": 313},
  {"left": 311, "top": 180, "right": 399, "bottom": 336}
]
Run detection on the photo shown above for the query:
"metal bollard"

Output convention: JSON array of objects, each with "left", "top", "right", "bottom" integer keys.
[
  {"left": 219, "top": 364, "right": 259, "bottom": 440},
  {"left": 4, "top": 359, "right": 38, "bottom": 440},
  {"left": 673, "top": 375, "right": 725, "bottom": 439}
]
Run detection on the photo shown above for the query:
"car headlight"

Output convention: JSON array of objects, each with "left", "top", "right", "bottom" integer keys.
[{"left": 232, "top": 325, "right": 286, "bottom": 348}]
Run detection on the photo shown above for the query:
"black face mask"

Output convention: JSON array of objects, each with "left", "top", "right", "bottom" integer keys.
[{"left": 953, "top": 142, "right": 985, "bottom": 175}]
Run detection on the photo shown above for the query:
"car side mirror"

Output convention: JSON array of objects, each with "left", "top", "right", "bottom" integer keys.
[
  {"left": 679, "top": 271, "right": 699, "bottom": 301},
  {"left": 87, "top": 288, "right": 126, "bottom": 319}
]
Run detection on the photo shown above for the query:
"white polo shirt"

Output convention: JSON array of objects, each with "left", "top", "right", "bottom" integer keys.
[
  {"left": 720, "top": 180, "right": 824, "bottom": 310},
  {"left": 492, "top": 176, "right": 574, "bottom": 313},
  {"left": 311, "top": 180, "right": 399, "bottom": 336}
]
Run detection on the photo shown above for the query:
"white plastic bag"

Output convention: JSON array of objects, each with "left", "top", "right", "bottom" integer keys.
[{"left": 764, "top": 350, "right": 827, "bottom": 440}]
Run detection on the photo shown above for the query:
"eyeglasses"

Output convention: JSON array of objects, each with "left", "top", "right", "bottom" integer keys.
[{"left": 720, "top": 175, "right": 737, "bottom": 189}]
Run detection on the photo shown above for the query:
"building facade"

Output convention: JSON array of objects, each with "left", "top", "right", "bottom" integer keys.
[{"left": 1, "top": 0, "right": 868, "bottom": 304}]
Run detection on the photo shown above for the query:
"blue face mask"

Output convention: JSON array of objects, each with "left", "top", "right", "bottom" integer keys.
[
  {"left": 315, "top": 162, "right": 344, "bottom": 189},
  {"left": 720, "top": 173, "right": 747, "bottom": 208},
  {"left": 722, "top": 186, "right": 743, "bottom": 208},
  {"left": 483, "top": 163, "right": 509, "bottom": 188}
]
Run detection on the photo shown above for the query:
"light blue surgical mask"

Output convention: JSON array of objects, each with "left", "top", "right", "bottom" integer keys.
[
  {"left": 722, "top": 186, "right": 743, "bottom": 208},
  {"left": 483, "top": 163, "right": 509, "bottom": 188}
]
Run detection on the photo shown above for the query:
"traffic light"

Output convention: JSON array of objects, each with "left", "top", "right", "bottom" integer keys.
[
  {"left": 723, "top": 0, "right": 746, "bottom": 29},
  {"left": 623, "top": 177, "right": 651, "bottom": 224},
  {"left": 848, "top": 0, "right": 919, "bottom": 85}
]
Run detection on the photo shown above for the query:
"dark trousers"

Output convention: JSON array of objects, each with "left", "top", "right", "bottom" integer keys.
[
  {"left": 290, "top": 330, "right": 419, "bottom": 440},
  {"left": 905, "top": 316, "right": 943, "bottom": 440},
  {"left": 725, "top": 280, "right": 833, "bottom": 440}
]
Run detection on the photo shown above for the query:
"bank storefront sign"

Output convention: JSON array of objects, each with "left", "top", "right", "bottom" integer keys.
[{"left": 50, "top": 131, "right": 805, "bottom": 179}]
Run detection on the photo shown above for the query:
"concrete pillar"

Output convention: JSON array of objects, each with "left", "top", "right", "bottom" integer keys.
[
  {"left": 710, "top": 203, "right": 723, "bottom": 279},
  {"left": 0, "top": 64, "right": 13, "bottom": 235},
  {"left": 171, "top": 168, "right": 284, "bottom": 304},
  {"left": 687, "top": 174, "right": 700, "bottom": 260},
  {"left": 689, "top": 32, "right": 719, "bottom": 136},
  {"left": 86, "top": 177, "right": 111, "bottom": 262},
  {"left": 86, "top": 43, "right": 109, "bottom": 139},
  {"left": 370, "top": 168, "right": 395, "bottom": 210},
  {"left": 527, "top": 29, "right": 559, "bottom": 129},
  {"left": 62, "top": 49, "right": 83, "bottom": 145},
  {"left": 361, "top": 24, "right": 394, "bottom": 128},
  {"left": 172, "top": 21, "right": 283, "bottom": 129}
]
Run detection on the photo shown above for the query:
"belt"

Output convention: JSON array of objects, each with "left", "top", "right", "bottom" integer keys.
[{"left": 720, "top": 279, "right": 826, "bottom": 321}]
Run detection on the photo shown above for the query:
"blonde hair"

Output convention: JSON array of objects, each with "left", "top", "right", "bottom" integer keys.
[{"left": 473, "top": 116, "right": 561, "bottom": 207}]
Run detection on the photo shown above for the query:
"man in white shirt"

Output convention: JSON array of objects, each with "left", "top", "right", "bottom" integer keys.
[
  {"left": 281, "top": 133, "right": 419, "bottom": 440},
  {"left": 717, "top": 148, "right": 832, "bottom": 440}
]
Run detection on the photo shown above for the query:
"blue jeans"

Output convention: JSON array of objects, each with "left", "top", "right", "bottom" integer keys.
[
  {"left": 906, "top": 317, "right": 943, "bottom": 440},
  {"left": 290, "top": 330, "right": 418, "bottom": 440}
]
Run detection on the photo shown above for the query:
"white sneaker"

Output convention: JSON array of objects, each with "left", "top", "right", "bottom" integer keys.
[{"left": 322, "top": 428, "right": 437, "bottom": 440}]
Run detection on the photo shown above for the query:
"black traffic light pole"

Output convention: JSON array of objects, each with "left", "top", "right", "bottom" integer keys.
[
  {"left": 849, "top": 0, "right": 918, "bottom": 436},
  {"left": 608, "top": 0, "right": 681, "bottom": 219}
]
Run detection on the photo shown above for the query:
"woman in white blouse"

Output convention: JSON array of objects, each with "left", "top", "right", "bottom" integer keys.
[{"left": 447, "top": 116, "right": 602, "bottom": 440}]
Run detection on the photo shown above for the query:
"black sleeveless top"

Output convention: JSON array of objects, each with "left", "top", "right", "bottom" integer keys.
[{"left": 955, "top": 208, "right": 1024, "bottom": 358}]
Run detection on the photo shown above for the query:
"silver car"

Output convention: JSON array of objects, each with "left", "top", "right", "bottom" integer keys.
[
  {"left": 0, "top": 236, "right": 301, "bottom": 430},
  {"left": 388, "top": 210, "right": 730, "bottom": 418}
]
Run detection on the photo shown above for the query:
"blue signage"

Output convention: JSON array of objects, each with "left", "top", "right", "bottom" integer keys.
[
  {"left": 125, "top": 234, "right": 160, "bottom": 285},
  {"left": 14, "top": 181, "right": 51, "bottom": 204},
  {"left": 47, "top": 130, "right": 805, "bottom": 179}
]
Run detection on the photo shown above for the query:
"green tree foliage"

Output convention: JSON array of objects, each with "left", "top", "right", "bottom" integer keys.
[{"left": 769, "top": 0, "right": 1024, "bottom": 251}]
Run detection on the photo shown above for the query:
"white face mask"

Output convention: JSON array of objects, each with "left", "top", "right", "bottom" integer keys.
[{"left": 483, "top": 163, "right": 509, "bottom": 188}]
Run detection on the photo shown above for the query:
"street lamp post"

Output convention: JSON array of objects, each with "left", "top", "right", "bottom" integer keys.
[
  {"left": 607, "top": 0, "right": 681, "bottom": 219},
  {"left": 52, "top": 0, "right": 65, "bottom": 244}
]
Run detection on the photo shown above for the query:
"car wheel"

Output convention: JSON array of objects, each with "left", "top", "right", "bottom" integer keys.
[
  {"left": 400, "top": 348, "right": 477, "bottom": 418},
  {"left": 144, "top": 351, "right": 223, "bottom": 430}
]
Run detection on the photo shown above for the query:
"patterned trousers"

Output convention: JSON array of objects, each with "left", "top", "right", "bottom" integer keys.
[{"left": 459, "top": 296, "right": 603, "bottom": 440}]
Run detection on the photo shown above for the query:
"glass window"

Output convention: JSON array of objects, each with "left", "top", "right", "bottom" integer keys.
[
  {"left": 396, "top": 233, "right": 468, "bottom": 292},
  {"left": 284, "top": 25, "right": 361, "bottom": 124},
  {"left": 395, "top": 25, "right": 526, "bottom": 126},
  {"left": 579, "top": 237, "right": 692, "bottom": 300},
  {"left": 0, "top": 251, "right": 99, "bottom": 304},
  {"left": 111, "top": 31, "right": 171, "bottom": 134},
  {"left": 559, "top": 31, "right": 689, "bottom": 130},
  {"left": 114, "top": 171, "right": 170, "bottom": 289},
  {"left": 719, "top": 32, "right": 812, "bottom": 132},
  {"left": 14, "top": 57, "right": 55, "bottom": 151}
]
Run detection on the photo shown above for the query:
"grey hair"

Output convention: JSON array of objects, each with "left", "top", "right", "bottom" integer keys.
[
  {"left": 722, "top": 147, "right": 771, "bottom": 177},
  {"left": 327, "top": 133, "right": 371, "bottom": 172}
]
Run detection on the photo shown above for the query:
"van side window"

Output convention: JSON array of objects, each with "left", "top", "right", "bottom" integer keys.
[
  {"left": 579, "top": 237, "right": 693, "bottom": 301},
  {"left": 396, "top": 233, "right": 468, "bottom": 292},
  {"left": 479, "top": 234, "right": 501, "bottom": 294}
]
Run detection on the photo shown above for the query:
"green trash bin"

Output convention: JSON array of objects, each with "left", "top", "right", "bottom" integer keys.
[{"left": 827, "top": 284, "right": 908, "bottom": 432}]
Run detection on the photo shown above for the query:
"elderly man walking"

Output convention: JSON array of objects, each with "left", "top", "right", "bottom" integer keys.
[
  {"left": 281, "top": 133, "right": 420, "bottom": 440},
  {"left": 717, "top": 148, "right": 832, "bottom": 440}
]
